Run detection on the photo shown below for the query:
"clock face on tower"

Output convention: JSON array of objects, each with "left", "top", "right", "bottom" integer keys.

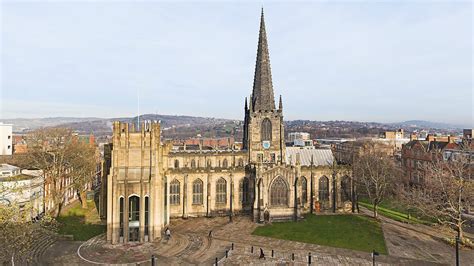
[{"left": 262, "top": 141, "right": 271, "bottom": 149}]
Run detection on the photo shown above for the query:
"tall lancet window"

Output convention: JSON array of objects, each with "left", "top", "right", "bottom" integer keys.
[{"left": 261, "top": 118, "right": 272, "bottom": 141}]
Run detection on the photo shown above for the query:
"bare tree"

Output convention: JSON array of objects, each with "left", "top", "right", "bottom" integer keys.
[
  {"left": 67, "top": 139, "right": 97, "bottom": 208},
  {"left": 399, "top": 148, "right": 473, "bottom": 243},
  {"left": 27, "top": 127, "right": 96, "bottom": 216},
  {"left": 353, "top": 142, "right": 399, "bottom": 218}
]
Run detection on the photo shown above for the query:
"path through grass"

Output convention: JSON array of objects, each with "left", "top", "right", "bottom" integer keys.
[{"left": 358, "top": 198, "right": 433, "bottom": 225}]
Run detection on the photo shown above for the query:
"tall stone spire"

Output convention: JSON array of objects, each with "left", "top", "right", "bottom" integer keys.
[{"left": 251, "top": 8, "right": 275, "bottom": 112}]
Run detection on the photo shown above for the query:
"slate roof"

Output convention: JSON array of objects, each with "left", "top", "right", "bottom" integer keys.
[{"left": 285, "top": 147, "right": 334, "bottom": 166}]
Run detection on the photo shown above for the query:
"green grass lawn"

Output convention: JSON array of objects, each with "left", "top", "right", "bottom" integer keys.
[
  {"left": 57, "top": 200, "right": 106, "bottom": 241},
  {"left": 253, "top": 214, "right": 387, "bottom": 254},
  {"left": 358, "top": 198, "right": 433, "bottom": 225}
]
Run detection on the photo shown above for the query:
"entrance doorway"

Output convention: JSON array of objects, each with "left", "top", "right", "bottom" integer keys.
[{"left": 129, "top": 195, "right": 140, "bottom": 242}]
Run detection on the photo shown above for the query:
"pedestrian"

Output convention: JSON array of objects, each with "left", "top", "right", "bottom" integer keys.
[
  {"left": 208, "top": 230, "right": 213, "bottom": 240},
  {"left": 259, "top": 248, "right": 265, "bottom": 260},
  {"left": 165, "top": 227, "right": 171, "bottom": 240}
]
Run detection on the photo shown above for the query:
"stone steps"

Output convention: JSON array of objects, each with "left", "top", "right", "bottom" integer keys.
[{"left": 28, "top": 233, "right": 57, "bottom": 265}]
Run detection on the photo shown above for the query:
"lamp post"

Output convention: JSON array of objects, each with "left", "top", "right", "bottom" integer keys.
[{"left": 371, "top": 250, "right": 379, "bottom": 266}]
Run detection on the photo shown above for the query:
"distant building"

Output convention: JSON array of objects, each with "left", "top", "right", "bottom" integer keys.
[
  {"left": 0, "top": 123, "right": 13, "bottom": 155},
  {"left": 380, "top": 129, "right": 404, "bottom": 140},
  {"left": 12, "top": 135, "right": 28, "bottom": 154},
  {"left": 288, "top": 132, "right": 313, "bottom": 147},
  {"left": 0, "top": 164, "right": 44, "bottom": 220},
  {"left": 332, "top": 136, "right": 409, "bottom": 165},
  {"left": 401, "top": 136, "right": 459, "bottom": 185},
  {"left": 288, "top": 132, "right": 310, "bottom": 142},
  {"left": 463, "top": 129, "right": 473, "bottom": 140}
]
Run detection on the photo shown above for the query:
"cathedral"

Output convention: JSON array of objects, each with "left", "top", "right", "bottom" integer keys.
[{"left": 104, "top": 10, "right": 350, "bottom": 244}]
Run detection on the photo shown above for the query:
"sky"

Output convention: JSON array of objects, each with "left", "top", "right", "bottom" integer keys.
[{"left": 0, "top": 1, "right": 472, "bottom": 126}]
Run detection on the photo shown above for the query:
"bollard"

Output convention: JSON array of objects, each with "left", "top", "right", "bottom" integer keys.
[
  {"left": 231, "top": 243, "right": 234, "bottom": 250},
  {"left": 226, "top": 250, "right": 228, "bottom": 258},
  {"left": 271, "top": 250, "right": 274, "bottom": 257},
  {"left": 251, "top": 246, "right": 254, "bottom": 253},
  {"left": 215, "top": 257, "right": 218, "bottom": 266},
  {"left": 308, "top": 252, "right": 312, "bottom": 264},
  {"left": 151, "top": 255, "right": 156, "bottom": 266},
  {"left": 292, "top": 253, "right": 295, "bottom": 261}
]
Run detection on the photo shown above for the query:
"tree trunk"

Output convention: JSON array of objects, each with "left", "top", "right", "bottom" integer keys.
[
  {"left": 55, "top": 202, "right": 63, "bottom": 218},
  {"left": 458, "top": 220, "right": 463, "bottom": 242},
  {"left": 373, "top": 203, "right": 378, "bottom": 219},
  {"left": 80, "top": 191, "right": 87, "bottom": 208}
]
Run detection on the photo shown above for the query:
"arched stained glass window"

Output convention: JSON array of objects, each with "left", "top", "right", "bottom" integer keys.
[
  {"left": 170, "top": 179, "right": 180, "bottom": 205},
  {"left": 319, "top": 176, "right": 329, "bottom": 204},
  {"left": 301, "top": 176, "right": 308, "bottom": 204},
  {"left": 270, "top": 177, "right": 288, "bottom": 206},
  {"left": 216, "top": 178, "right": 227, "bottom": 204},
  {"left": 192, "top": 179, "right": 203, "bottom": 205},
  {"left": 261, "top": 118, "right": 272, "bottom": 141}
]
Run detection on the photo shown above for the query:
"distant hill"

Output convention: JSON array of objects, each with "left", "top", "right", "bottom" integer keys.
[
  {"left": 389, "top": 120, "right": 470, "bottom": 130},
  {"left": 0, "top": 117, "right": 102, "bottom": 132},
  {"left": 1, "top": 114, "right": 235, "bottom": 136},
  {"left": 1, "top": 116, "right": 466, "bottom": 139}
]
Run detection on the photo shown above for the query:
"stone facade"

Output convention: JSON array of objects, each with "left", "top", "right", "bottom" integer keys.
[{"left": 104, "top": 9, "right": 350, "bottom": 244}]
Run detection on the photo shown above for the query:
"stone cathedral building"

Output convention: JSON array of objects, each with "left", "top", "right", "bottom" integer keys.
[{"left": 104, "top": 10, "right": 351, "bottom": 244}]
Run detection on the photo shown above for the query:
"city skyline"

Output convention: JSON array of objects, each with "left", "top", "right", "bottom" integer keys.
[{"left": 1, "top": 2, "right": 472, "bottom": 126}]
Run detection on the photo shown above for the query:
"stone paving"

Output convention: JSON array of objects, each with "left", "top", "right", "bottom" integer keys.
[{"left": 39, "top": 213, "right": 474, "bottom": 265}]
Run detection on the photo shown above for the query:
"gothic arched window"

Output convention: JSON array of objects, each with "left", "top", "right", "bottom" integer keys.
[
  {"left": 216, "top": 178, "right": 227, "bottom": 204},
  {"left": 301, "top": 176, "right": 308, "bottom": 204},
  {"left": 318, "top": 176, "right": 329, "bottom": 204},
  {"left": 170, "top": 179, "right": 180, "bottom": 205},
  {"left": 191, "top": 159, "right": 196, "bottom": 168},
  {"left": 270, "top": 177, "right": 288, "bottom": 206},
  {"left": 174, "top": 160, "right": 180, "bottom": 169},
  {"left": 192, "top": 179, "right": 203, "bottom": 205},
  {"left": 222, "top": 159, "right": 228, "bottom": 168},
  {"left": 238, "top": 158, "right": 244, "bottom": 167},
  {"left": 261, "top": 118, "right": 272, "bottom": 141},
  {"left": 239, "top": 177, "right": 250, "bottom": 204}
]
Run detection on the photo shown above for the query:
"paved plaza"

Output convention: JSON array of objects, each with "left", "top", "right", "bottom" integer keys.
[{"left": 39, "top": 212, "right": 474, "bottom": 265}]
